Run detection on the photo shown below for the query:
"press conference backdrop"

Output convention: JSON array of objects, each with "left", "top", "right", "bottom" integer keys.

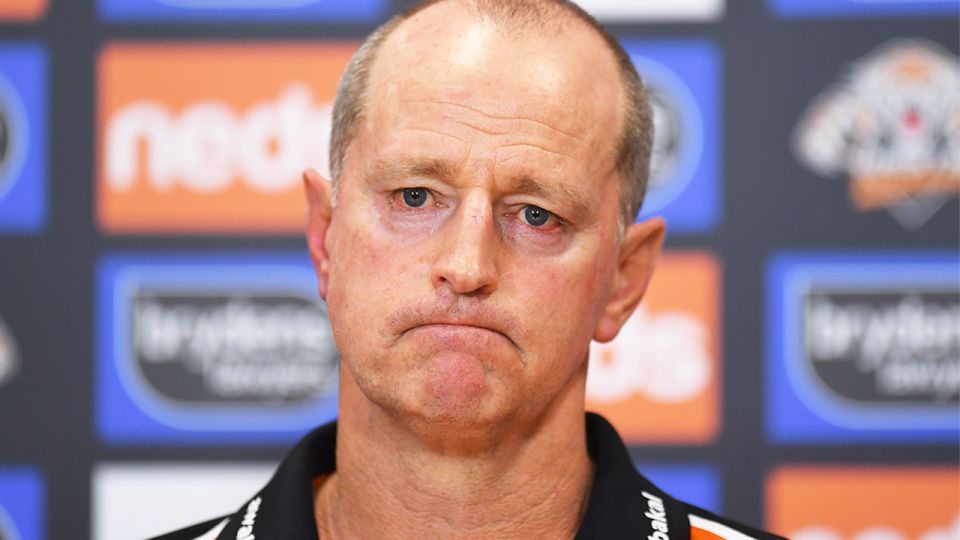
[{"left": 0, "top": 0, "right": 957, "bottom": 538}]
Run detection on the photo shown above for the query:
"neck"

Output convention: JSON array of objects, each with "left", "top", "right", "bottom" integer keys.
[{"left": 315, "top": 369, "right": 595, "bottom": 540}]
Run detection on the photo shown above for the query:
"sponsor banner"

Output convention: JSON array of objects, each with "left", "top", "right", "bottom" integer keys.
[
  {"left": 624, "top": 40, "right": 722, "bottom": 233},
  {"left": 96, "top": 252, "right": 340, "bottom": 445},
  {"left": 766, "top": 251, "right": 959, "bottom": 444},
  {"left": 0, "top": 313, "right": 20, "bottom": 388},
  {"left": 767, "top": 467, "right": 959, "bottom": 540},
  {"left": 0, "top": 43, "right": 47, "bottom": 234},
  {"left": 0, "top": 468, "right": 44, "bottom": 540},
  {"left": 0, "top": 0, "right": 47, "bottom": 21},
  {"left": 97, "top": 0, "right": 385, "bottom": 23},
  {"left": 793, "top": 38, "right": 959, "bottom": 231},
  {"left": 636, "top": 464, "right": 722, "bottom": 514},
  {"left": 572, "top": 0, "right": 724, "bottom": 22},
  {"left": 769, "top": 0, "right": 958, "bottom": 19},
  {"left": 586, "top": 252, "right": 721, "bottom": 444},
  {"left": 92, "top": 462, "right": 276, "bottom": 540},
  {"left": 96, "top": 42, "right": 355, "bottom": 234}
]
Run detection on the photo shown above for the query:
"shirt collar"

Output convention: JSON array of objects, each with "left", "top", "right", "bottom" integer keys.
[{"left": 216, "top": 413, "right": 691, "bottom": 540}]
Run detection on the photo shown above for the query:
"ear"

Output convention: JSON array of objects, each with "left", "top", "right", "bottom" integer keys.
[
  {"left": 304, "top": 168, "right": 334, "bottom": 299},
  {"left": 593, "top": 217, "right": 665, "bottom": 343}
]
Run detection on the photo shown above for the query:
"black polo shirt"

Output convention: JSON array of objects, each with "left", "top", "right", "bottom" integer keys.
[{"left": 152, "top": 414, "right": 786, "bottom": 540}]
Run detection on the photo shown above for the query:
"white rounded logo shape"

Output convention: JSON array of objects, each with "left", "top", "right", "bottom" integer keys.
[
  {"left": 105, "top": 83, "right": 333, "bottom": 195},
  {"left": 586, "top": 305, "right": 712, "bottom": 404},
  {"left": 0, "top": 316, "right": 20, "bottom": 389}
]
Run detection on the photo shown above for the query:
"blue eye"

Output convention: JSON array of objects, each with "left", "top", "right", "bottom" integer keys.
[
  {"left": 523, "top": 205, "right": 550, "bottom": 227},
  {"left": 402, "top": 188, "right": 428, "bottom": 208}
]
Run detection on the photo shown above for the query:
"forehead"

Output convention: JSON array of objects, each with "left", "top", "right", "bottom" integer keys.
[{"left": 362, "top": 2, "right": 624, "bottom": 170}]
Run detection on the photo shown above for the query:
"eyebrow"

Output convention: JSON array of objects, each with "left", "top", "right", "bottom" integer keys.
[
  {"left": 369, "top": 157, "right": 457, "bottom": 183},
  {"left": 506, "top": 176, "right": 592, "bottom": 221}
]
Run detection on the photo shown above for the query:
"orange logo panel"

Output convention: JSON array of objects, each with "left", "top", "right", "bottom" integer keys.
[
  {"left": 767, "top": 467, "right": 960, "bottom": 540},
  {"left": 585, "top": 251, "right": 721, "bottom": 444},
  {"left": 97, "top": 42, "right": 357, "bottom": 234},
  {"left": 0, "top": 0, "right": 47, "bottom": 21}
]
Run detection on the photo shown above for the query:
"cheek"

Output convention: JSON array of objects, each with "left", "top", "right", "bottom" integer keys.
[
  {"left": 514, "top": 254, "right": 603, "bottom": 347},
  {"left": 326, "top": 207, "right": 431, "bottom": 320}
]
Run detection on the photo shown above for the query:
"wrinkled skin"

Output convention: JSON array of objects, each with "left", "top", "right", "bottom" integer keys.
[{"left": 305, "top": 2, "right": 664, "bottom": 538}]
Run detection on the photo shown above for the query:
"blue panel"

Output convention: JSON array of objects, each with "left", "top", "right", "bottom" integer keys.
[
  {"left": 635, "top": 463, "right": 722, "bottom": 514},
  {"left": 768, "top": 0, "right": 958, "bottom": 18},
  {"left": 0, "top": 468, "right": 45, "bottom": 540},
  {"left": 0, "top": 43, "right": 47, "bottom": 235},
  {"left": 95, "top": 251, "right": 340, "bottom": 446},
  {"left": 98, "top": 0, "right": 387, "bottom": 23},
  {"left": 623, "top": 40, "right": 723, "bottom": 234},
  {"left": 765, "top": 251, "right": 960, "bottom": 444}
]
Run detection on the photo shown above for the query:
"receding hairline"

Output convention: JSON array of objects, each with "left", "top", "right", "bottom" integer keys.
[
  {"left": 396, "top": 0, "right": 582, "bottom": 38},
  {"left": 330, "top": 0, "right": 652, "bottom": 226}
]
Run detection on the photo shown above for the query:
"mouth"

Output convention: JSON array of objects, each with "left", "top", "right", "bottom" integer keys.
[{"left": 406, "top": 323, "right": 519, "bottom": 351}]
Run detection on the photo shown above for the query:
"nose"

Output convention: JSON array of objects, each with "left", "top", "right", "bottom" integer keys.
[{"left": 431, "top": 193, "right": 499, "bottom": 296}]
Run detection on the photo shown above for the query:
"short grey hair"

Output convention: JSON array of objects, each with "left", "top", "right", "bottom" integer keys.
[{"left": 329, "top": 0, "right": 653, "bottom": 227}]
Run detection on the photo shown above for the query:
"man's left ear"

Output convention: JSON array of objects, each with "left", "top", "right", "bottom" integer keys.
[{"left": 593, "top": 217, "right": 665, "bottom": 343}]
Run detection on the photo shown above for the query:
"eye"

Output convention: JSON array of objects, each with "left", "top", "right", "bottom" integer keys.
[
  {"left": 522, "top": 205, "right": 552, "bottom": 227},
  {"left": 401, "top": 188, "right": 430, "bottom": 208}
]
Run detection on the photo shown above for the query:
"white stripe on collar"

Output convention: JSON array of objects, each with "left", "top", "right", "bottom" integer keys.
[{"left": 190, "top": 518, "right": 229, "bottom": 540}]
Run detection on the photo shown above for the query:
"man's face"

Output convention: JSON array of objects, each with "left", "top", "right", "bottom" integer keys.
[{"left": 316, "top": 5, "right": 647, "bottom": 432}]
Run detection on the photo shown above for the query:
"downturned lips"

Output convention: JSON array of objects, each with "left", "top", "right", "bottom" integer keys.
[
  {"left": 387, "top": 302, "right": 522, "bottom": 352},
  {"left": 405, "top": 322, "right": 519, "bottom": 354}
]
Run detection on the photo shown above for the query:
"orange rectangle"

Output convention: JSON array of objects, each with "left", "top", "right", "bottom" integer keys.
[
  {"left": 766, "top": 467, "right": 960, "bottom": 540},
  {"left": 96, "top": 42, "right": 358, "bottom": 234},
  {"left": 585, "top": 251, "right": 721, "bottom": 444},
  {"left": 0, "top": 0, "right": 47, "bottom": 21}
]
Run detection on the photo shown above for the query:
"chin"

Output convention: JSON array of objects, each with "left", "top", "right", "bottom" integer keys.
[
  {"left": 391, "top": 385, "right": 504, "bottom": 425},
  {"left": 381, "top": 381, "right": 522, "bottom": 437}
]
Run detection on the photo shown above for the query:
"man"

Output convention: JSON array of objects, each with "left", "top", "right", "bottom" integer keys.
[{"left": 155, "top": 1, "right": 785, "bottom": 539}]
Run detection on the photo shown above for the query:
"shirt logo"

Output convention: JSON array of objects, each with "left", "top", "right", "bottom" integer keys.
[
  {"left": 235, "top": 497, "right": 261, "bottom": 540},
  {"left": 643, "top": 491, "right": 670, "bottom": 540},
  {"left": 793, "top": 38, "right": 959, "bottom": 230},
  {"left": 586, "top": 252, "right": 721, "bottom": 444}
]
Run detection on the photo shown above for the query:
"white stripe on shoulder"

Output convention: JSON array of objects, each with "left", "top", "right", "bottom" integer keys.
[
  {"left": 190, "top": 518, "right": 229, "bottom": 540},
  {"left": 689, "top": 514, "right": 760, "bottom": 540}
]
